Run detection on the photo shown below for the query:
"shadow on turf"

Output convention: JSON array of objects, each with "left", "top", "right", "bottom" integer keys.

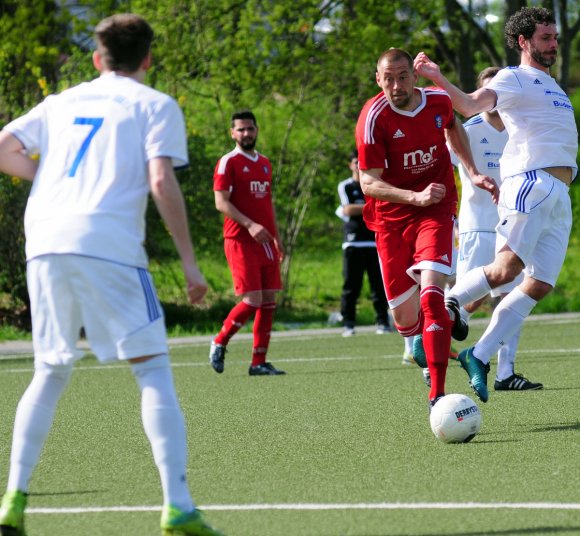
[
  {"left": 530, "top": 421, "right": 580, "bottom": 432},
  {"left": 29, "top": 490, "right": 104, "bottom": 497},
  {"left": 353, "top": 527, "right": 580, "bottom": 536}
]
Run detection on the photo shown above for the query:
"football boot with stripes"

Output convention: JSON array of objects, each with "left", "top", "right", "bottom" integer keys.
[{"left": 494, "top": 373, "right": 543, "bottom": 391}]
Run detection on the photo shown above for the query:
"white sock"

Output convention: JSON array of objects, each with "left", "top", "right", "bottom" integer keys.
[
  {"left": 496, "top": 330, "right": 522, "bottom": 381},
  {"left": 7, "top": 363, "right": 72, "bottom": 492},
  {"left": 474, "top": 287, "right": 536, "bottom": 365},
  {"left": 404, "top": 336, "right": 414, "bottom": 354},
  {"left": 459, "top": 306, "right": 471, "bottom": 324},
  {"left": 448, "top": 267, "right": 492, "bottom": 308},
  {"left": 132, "top": 355, "right": 193, "bottom": 512}
]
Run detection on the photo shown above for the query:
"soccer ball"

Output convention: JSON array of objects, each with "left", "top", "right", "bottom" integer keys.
[{"left": 429, "top": 393, "right": 482, "bottom": 443}]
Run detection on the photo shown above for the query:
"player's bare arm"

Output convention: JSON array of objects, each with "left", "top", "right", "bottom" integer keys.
[
  {"left": 360, "top": 167, "right": 445, "bottom": 206},
  {"left": 149, "top": 157, "right": 208, "bottom": 304},
  {"left": 413, "top": 52, "right": 497, "bottom": 118},
  {"left": 214, "top": 189, "right": 274, "bottom": 245},
  {"left": 0, "top": 131, "right": 38, "bottom": 181},
  {"left": 445, "top": 120, "right": 499, "bottom": 204}
]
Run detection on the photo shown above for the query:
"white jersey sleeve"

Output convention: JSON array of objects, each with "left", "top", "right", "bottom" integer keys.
[
  {"left": 5, "top": 73, "right": 188, "bottom": 267},
  {"left": 144, "top": 97, "right": 188, "bottom": 168}
]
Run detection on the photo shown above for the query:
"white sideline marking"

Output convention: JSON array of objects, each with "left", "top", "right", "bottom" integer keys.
[
  {"left": 2, "top": 348, "right": 580, "bottom": 374},
  {"left": 26, "top": 502, "right": 580, "bottom": 514}
]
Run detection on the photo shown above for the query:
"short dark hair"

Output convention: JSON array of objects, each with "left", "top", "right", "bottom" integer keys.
[
  {"left": 231, "top": 110, "right": 257, "bottom": 127},
  {"left": 505, "top": 7, "right": 555, "bottom": 51},
  {"left": 349, "top": 149, "right": 358, "bottom": 161},
  {"left": 476, "top": 66, "right": 501, "bottom": 89},
  {"left": 95, "top": 14, "right": 154, "bottom": 73},
  {"left": 377, "top": 48, "right": 414, "bottom": 71}
]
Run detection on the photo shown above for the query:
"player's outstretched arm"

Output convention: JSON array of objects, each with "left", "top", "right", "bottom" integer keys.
[
  {"left": 149, "top": 157, "right": 207, "bottom": 304},
  {"left": 413, "top": 52, "right": 497, "bottom": 118},
  {"left": 0, "top": 131, "right": 38, "bottom": 181}
]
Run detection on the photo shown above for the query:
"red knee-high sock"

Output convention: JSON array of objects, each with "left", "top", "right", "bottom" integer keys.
[
  {"left": 394, "top": 310, "right": 424, "bottom": 338},
  {"left": 252, "top": 302, "right": 276, "bottom": 366},
  {"left": 214, "top": 301, "right": 259, "bottom": 346},
  {"left": 420, "top": 285, "right": 452, "bottom": 400}
]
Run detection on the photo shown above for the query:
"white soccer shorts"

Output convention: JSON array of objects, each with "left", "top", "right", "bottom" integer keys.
[
  {"left": 27, "top": 255, "right": 168, "bottom": 365},
  {"left": 496, "top": 169, "right": 572, "bottom": 287}
]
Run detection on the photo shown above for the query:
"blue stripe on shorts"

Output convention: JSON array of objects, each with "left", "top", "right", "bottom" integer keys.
[
  {"left": 138, "top": 268, "right": 161, "bottom": 321},
  {"left": 515, "top": 170, "right": 537, "bottom": 212}
]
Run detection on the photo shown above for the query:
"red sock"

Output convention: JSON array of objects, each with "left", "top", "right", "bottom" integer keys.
[
  {"left": 214, "top": 301, "right": 258, "bottom": 346},
  {"left": 252, "top": 302, "right": 276, "bottom": 366},
  {"left": 420, "top": 285, "right": 452, "bottom": 400},
  {"left": 394, "top": 310, "right": 423, "bottom": 337}
]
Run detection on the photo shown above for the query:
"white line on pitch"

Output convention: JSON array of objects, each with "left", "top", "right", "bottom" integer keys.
[
  {"left": 2, "top": 347, "right": 580, "bottom": 374},
  {"left": 26, "top": 502, "right": 580, "bottom": 515}
]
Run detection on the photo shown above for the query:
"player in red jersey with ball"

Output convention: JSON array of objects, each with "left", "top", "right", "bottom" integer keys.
[
  {"left": 356, "top": 48, "right": 498, "bottom": 410},
  {"left": 209, "top": 110, "right": 286, "bottom": 376}
]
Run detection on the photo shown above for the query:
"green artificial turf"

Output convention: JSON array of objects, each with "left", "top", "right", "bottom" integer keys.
[{"left": 0, "top": 315, "right": 579, "bottom": 535}]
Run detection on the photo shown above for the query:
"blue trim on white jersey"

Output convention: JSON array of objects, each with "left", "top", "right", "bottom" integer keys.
[
  {"left": 464, "top": 115, "right": 484, "bottom": 128},
  {"left": 505, "top": 67, "right": 524, "bottom": 88}
]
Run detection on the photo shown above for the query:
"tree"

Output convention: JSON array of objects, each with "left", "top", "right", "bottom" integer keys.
[
  {"left": 553, "top": 0, "right": 580, "bottom": 91},
  {"left": 0, "top": 0, "right": 578, "bottom": 325},
  {"left": 0, "top": 0, "right": 72, "bottom": 325}
]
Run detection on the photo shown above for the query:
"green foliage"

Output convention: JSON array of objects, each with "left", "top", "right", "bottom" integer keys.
[
  {"left": 0, "top": 1, "right": 71, "bottom": 120},
  {"left": 0, "top": 178, "right": 30, "bottom": 328},
  {"left": 0, "top": 0, "right": 579, "bottom": 331}
]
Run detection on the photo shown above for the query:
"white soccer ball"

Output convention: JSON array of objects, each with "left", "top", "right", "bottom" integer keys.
[{"left": 429, "top": 393, "right": 482, "bottom": 443}]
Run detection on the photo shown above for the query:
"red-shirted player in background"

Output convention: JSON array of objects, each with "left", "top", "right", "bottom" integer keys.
[
  {"left": 356, "top": 49, "right": 498, "bottom": 410},
  {"left": 210, "top": 110, "right": 286, "bottom": 376}
]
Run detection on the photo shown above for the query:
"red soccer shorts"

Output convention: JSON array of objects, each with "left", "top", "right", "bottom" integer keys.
[
  {"left": 375, "top": 214, "right": 455, "bottom": 308},
  {"left": 224, "top": 238, "right": 282, "bottom": 295}
]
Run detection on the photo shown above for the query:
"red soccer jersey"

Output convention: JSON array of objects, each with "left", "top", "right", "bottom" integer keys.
[
  {"left": 355, "top": 87, "right": 458, "bottom": 230},
  {"left": 213, "top": 147, "right": 277, "bottom": 241}
]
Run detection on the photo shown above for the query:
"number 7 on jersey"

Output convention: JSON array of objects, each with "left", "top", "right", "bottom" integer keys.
[{"left": 69, "top": 117, "right": 104, "bottom": 177}]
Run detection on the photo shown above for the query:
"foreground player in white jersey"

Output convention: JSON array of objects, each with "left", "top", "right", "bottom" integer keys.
[
  {"left": 454, "top": 66, "right": 542, "bottom": 392},
  {"left": 415, "top": 6, "right": 577, "bottom": 403},
  {"left": 0, "top": 14, "right": 223, "bottom": 536}
]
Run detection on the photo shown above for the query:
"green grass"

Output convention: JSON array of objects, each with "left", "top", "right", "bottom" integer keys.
[
  {"left": 2, "top": 233, "right": 580, "bottom": 342},
  {"left": 156, "top": 235, "right": 580, "bottom": 336},
  {"left": 1, "top": 315, "right": 579, "bottom": 535}
]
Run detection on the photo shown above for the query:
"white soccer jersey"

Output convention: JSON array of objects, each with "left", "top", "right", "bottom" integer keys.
[
  {"left": 453, "top": 114, "right": 508, "bottom": 233},
  {"left": 488, "top": 65, "right": 578, "bottom": 180},
  {"left": 6, "top": 72, "right": 188, "bottom": 267}
]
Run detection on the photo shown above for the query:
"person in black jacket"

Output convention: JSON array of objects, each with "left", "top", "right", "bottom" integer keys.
[{"left": 336, "top": 150, "right": 392, "bottom": 337}]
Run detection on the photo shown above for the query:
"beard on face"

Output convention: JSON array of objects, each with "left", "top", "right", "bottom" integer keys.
[
  {"left": 530, "top": 46, "right": 557, "bottom": 68},
  {"left": 241, "top": 137, "right": 257, "bottom": 151}
]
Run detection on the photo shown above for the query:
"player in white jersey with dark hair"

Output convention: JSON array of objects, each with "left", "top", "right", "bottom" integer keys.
[
  {"left": 415, "top": 6, "right": 577, "bottom": 403},
  {"left": 453, "top": 66, "right": 542, "bottom": 393},
  {"left": 0, "top": 13, "right": 223, "bottom": 536}
]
